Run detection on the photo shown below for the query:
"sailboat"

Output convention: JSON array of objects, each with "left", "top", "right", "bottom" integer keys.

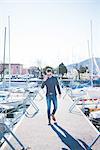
[
  {"left": 62, "top": 21, "right": 100, "bottom": 125},
  {"left": 0, "top": 17, "right": 29, "bottom": 108},
  {"left": 82, "top": 21, "right": 100, "bottom": 113}
]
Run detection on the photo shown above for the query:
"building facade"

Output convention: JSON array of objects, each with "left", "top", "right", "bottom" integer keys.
[{"left": 0, "top": 63, "right": 27, "bottom": 75}]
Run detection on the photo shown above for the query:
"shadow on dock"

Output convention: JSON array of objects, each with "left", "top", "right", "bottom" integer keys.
[{"left": 50, "top": 123, "right": 92, "bottom": 150}]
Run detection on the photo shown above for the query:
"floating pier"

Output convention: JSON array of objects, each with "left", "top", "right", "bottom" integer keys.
[{"left": 1, "top": 90, "right": 100, "bottom": 150}]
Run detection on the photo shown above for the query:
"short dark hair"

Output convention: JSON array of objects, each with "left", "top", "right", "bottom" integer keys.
[{"left": 46, "top": 68, "right": 53, "bottom": 73}]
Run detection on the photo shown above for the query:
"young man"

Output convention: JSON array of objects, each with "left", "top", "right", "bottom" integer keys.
[{"left": 41, "top": 68, "right": 61, "bottom": 125}]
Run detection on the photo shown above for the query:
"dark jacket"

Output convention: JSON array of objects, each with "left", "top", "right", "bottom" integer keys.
[{"left": 41, "top": 76, "right": 61, "bottom": 96}]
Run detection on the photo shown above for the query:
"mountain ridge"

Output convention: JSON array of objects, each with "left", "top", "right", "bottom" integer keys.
[{"left": 67, "top": 57, "right": 100, "bottom": 74}]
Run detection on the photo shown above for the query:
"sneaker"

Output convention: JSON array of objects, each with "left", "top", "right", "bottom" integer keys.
[{"left": 51, "top": 114, "right": 56, "bottom": 122}]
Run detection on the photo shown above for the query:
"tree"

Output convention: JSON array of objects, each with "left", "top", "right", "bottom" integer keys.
[
  {"left": 76, "top": 65, "right": 89, "bottom": 80},
  {"left": 79, "top": 66, "right": 85, "bottom": 73},
  {"left": 76, "top": 69, "right": 81, "bottom": 80},
  {"left": 79, "top": 65, "right": 88, "bottom": 73},
  {"left": 86, "top": 66, "right": 89, "bottom": 73},
  {"left": 58, "top": 63, "right": 67, "bottom": 77}
]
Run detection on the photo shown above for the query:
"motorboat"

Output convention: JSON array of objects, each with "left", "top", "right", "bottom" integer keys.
[
  {"left": 89, "top": 110, "right": 100, "bottom": 130},
  {"left": 0, "top": 89, "right": 28, "bottom": 107}
]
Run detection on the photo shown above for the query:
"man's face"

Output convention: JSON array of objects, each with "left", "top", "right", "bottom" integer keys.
[{"left": 46, "top": 71, "right": 53, "bottom": 78}]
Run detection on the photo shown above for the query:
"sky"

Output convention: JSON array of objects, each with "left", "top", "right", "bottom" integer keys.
[{"left": 0, "top": 0, "right": 100, "bottom": 68}]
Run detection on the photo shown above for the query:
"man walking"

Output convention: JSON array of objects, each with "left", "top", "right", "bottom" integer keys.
[{"left": 41, "top": 68, "right": 61, "bottom": 125}]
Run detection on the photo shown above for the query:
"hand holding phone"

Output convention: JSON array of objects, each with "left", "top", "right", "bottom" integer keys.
[{"left": 43, "top": 75, "right": 48, "bottom": 81}]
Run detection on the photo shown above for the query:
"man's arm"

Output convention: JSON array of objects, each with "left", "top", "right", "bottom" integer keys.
[
  {"left": 41, "top": 75, "right": 48, "bottom": 89},
  {"left": 41, "top": 81, "right": 46, "bottom": 89},
  {"left": 56, "top": 78, "right": 61, "bottom": 94}
]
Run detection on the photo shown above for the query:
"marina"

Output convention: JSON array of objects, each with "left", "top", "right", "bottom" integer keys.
[
  {"left": 0, "top": 1, "right": 100, "bottom": 149},
  {"left": 1, "top": 88, "right": 100, "bottom": 150},
  {"left": 0, "top": 73, "right": 100, "bottom": 150},
  {"left": 0, "top": 75, "right": 100, "bottom": 150}
]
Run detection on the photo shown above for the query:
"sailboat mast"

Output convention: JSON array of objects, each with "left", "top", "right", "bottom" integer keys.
[
  {"left": 3, "top": 27, "right": 6, "bottom": 80},
  {"left": 87, "top": 40, "right": 91, "bottom": 81},
  {"left": 8, "top": 16, "right": 11, "bottom": 88},
  {"left": 90, "top": 20, "right": 93, "bottom": 87}
]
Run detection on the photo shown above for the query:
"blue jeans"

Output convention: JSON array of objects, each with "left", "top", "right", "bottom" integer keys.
[{"left": 46, "top": 94, "right": 57, "bottom": 121}]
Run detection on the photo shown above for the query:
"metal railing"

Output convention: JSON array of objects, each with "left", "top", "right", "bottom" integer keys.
[
  {"left": 69, "top": 89, "right": 87, "bottom": 112},
  {"left": 0, "top": 89, "right": 42, "bottom": 149},
  {"left": 62, "top": 86, "right": 100, "bottom": 149},
  {"left": 0, "top": 123, "right": 26, "bottom": 150},
  {"left": 62, "top": 86, "right": 87, "bottom": 112},
  {"left": 0, "top": 89, "right": 40, "bottom": 126},
  {"left": 25, "top": 92, "right": 39, "bottom": 118}
]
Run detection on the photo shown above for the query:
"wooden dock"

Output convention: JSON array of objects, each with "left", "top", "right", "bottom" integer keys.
[{"left": 1, "top": 90, "right": 100, "bottom": 150}]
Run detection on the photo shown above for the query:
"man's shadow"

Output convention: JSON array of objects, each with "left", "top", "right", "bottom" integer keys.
[{"left": 50, "top": 123, "right": 92, "bottom": 150}]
